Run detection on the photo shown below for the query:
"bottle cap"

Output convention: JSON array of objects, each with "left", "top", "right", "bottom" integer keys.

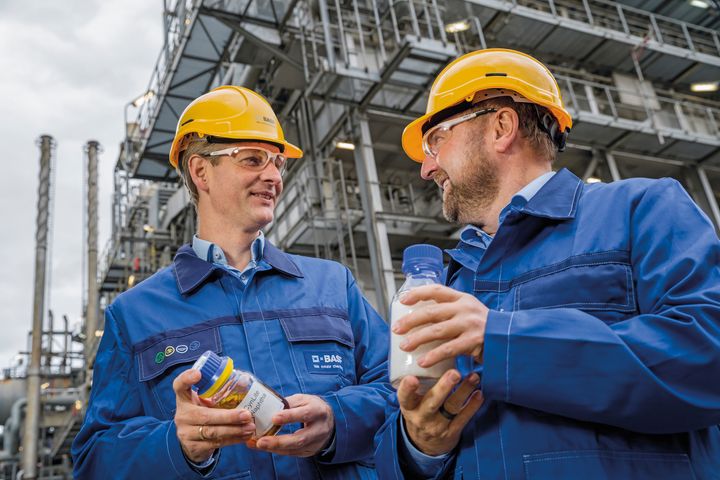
[
  {"left": 192, "top": 350, "right": 231, "bottom": 397},
  {"left": 402, "top": 244, "right": 443, "bottom": 276}
]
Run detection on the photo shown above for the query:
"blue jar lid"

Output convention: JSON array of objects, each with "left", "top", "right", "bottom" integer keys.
[
  {"left": 402, "top": 244, "right": 443, "bottom": 276},
  {"left": 191, "top": 350, "right": 228, "bottom": 396}
]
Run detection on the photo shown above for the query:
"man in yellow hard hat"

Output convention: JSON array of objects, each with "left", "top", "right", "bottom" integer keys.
[
  {"left": 375, "top": 49, "right": 720, "bottom": 479},
  {"left": 73, "top": 86, "right": 392, "bottom": 479}
]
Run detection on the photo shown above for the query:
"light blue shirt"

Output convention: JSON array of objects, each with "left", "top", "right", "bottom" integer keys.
[
  {"left": 400, "top": 171, "right": 556, "bottom": 478},
  {"left": 192, "top": 232, "right": 266, "bottom": 284}
]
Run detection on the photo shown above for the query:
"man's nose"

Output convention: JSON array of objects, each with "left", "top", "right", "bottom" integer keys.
[
  {"left": 260, "top": 161, "right": 282, "bottom": 184},
  {"left": 420, "top": 155, "right": 439, "bottom": 180}
]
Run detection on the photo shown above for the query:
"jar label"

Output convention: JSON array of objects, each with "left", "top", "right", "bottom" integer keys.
[{"left": 238, "top": 381, "right": 285, "bottom": 437}]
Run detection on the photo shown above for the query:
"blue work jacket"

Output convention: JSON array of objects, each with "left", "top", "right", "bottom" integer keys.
[
  {"left": 72, "top": 241, "right": 391, "bottom": 479},
  {"left": 375, "top": 169, "right": 720, "bottom": 479}
]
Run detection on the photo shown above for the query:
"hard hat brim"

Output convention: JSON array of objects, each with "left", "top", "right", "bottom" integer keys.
[{"left": 402, "top": 113, "right": 434, "bottom": 163}]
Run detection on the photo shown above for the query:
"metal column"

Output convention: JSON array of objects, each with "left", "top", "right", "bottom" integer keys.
[
  {"left": 21, "top": 134, "right": 55, "bottom": 479},
  {"left": 85, "top": 141, "right": 101, "bottom": 355},
  {"left": 352, "top": 114, "right": 396, "bottom": 309},
  {"left": 605, "top": 151, "right": 622, "bottom": 182},
  {"left": 696, "top": 166, "right": 720, "bottom": 232}
]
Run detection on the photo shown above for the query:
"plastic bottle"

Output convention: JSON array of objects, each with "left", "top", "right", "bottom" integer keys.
[
  {"left": 390, "top": 244, "right": 455, "bottom": 394},
  {"left": 192, "top": 350, "right": 289, "bottom": 438}
]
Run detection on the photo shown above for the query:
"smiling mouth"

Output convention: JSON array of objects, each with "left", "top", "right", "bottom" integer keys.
[{"left": 252, "top": 192, "right": 275, "bottom": 201}]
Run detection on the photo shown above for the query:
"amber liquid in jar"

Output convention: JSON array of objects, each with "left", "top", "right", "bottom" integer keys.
[
  {"left": 193, "top": 351, "right": 289, "bottom": 439},
  {"left": 208, "top": 370, "right": 289, "bottom": 437}
]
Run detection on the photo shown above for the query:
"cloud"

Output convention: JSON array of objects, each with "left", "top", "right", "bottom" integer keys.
[{"left": 0, "top": 0, "right": 163, "bottom": 366}]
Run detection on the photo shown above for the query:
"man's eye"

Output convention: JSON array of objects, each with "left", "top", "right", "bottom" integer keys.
[{"left": 242, "top": 156, "right": 264, "bottom": 167}]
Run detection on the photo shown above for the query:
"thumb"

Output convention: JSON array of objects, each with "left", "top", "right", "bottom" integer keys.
[{"left": 173, "top": 368, "right": 201, "bottom": 402}]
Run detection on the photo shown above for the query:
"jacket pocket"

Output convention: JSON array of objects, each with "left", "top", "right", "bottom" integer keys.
[
  {"left": 133, "top": 324, "right": 223, "bottom": 418},
  {"left": 513, "top": 251, "right": 636, "bottom": 323},
  {"left": 522, "top": 450, "right": 694, "bottom": 480},
  {"left": 280, "top": 309, "right": 356, "bottom": 394}
]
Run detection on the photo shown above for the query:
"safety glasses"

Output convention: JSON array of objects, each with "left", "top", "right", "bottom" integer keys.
[
  {"left": 421, "top": 108, "right": 497, "bottom": 158},
  {"left": 206, "top": 146, "right": 288, "bottom": 176}
]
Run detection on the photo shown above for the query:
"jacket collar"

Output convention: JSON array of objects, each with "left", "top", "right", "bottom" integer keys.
[
  {"left": 520, "top": 168, "right": 583, "bottom": 220},
  {"left": 173, "top": 240, "right": 303, "bottom": 295}
]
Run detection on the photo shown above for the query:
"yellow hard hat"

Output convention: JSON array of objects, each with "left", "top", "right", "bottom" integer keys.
[
  {"left": 402, "top": 48, "right": 572, "bottom": 162},
  {"left": 169, "top": 85, "right": 303, "bottom": 168}
]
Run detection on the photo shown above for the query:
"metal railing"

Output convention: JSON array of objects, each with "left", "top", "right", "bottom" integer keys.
[
  {"left": 558, "top": 72, "right": 720, "bottom": 139},
  {"left": 509, "top": 0, "right": 720, "bottom": 56}
]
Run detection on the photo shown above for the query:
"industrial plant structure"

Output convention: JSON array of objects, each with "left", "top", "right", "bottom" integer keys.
[{"left": 1, "top": 0, "right": 719, "bottom": 477}]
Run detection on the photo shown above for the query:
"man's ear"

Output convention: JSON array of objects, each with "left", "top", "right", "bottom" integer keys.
[
  {"left": 492, "top": 107, "right": 520, "bottom": 154},
  {"left": 187, "top": 154, "right": 210, "bottom": 193}
]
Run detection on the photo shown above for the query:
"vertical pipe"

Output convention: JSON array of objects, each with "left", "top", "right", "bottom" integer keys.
[
  {"left": 696, "top": 166, "right": 720, "bottom": 233},
  {"left": 62, "top": 315, "right": 69, "bottom": 372},
  {"left": 581, "top": 0, "right": 594, "bottom": 25},
  {"left": 85, "top": 141, "right": 100, "bottom": 358},
  {"left": 431, "top": 0, "right": 447, "bottom": 44},
  {"left": 45, "top": 310, "right": 54, "bottom": 368},
  {"left": 22, "top": 134, "right": 55, "bottom": 479},
  {"left": 333, "top": 0, "right": 349, "bottom": 67},
  {"left": 605, "top": 151, "right": 622, "bottom": 182},
  {"left": 406, "top": 0, "right": 422, "bottom": 38},
  {"left": 471, "top": 17, "right": 486, "bottom": 50},
  {"left": 370, "top": 0, "right": 387, "bottom": 64},
  {"left": 317, "top": 0, "right": 336, "bottom": 70},
  {"left": 352, "top": 114, "right": 396, "bottom": 309},
  {"left": 616, "top": 4, "right": 629, "bottom": 35}
]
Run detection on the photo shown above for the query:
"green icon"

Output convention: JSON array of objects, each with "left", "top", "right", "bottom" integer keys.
[{"left": 155, "top": 352, "right": 165, "bottom": 364}]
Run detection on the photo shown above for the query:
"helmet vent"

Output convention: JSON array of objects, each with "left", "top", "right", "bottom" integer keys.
[
  {"left": 181, "top": 118, "right": 194, "bottom": 126},
  {"left": 485, "top": 73, "right": 507, "bottom": 77}
]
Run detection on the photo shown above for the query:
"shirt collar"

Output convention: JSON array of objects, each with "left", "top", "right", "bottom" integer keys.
[
  {"left": 447, "top": 169, "right": 581, "bottom": 279},
  {"left": 192, "top": 232, "right": 265, "bottom": 267},
  {"left": 521, "top": 168, "right": 583, "bottom": 220},
  {"left": 174, "top": 235, "right": 302, "bottom": 295},
  {"left": 458, "top": 170, "right": 556, "bottom": 246}
]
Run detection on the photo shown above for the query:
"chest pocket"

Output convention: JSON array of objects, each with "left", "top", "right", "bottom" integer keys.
[
  {"left": 498, "top": 251, "right": 636, "bottom": 324},
  {"left": 134, "top": 324, "right": 223, "bottom": 418},
  {"left": 280, "top": 310, "right": 356, "bottom": 395}
]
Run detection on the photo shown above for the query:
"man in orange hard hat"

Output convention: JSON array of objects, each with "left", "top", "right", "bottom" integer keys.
[
  {"left": 73, "top": 86, "right": 392, "bottom": 479},
  {"left": 375, "top": 48, "right": 720, "bottom": 479}
]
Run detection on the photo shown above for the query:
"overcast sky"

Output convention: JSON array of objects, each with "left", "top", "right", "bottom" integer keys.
[{"left": 0, "top": 1, "right": 163, "bottom": 367}]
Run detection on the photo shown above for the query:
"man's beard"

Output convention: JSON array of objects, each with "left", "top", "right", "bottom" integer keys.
[{"left": 439, "top": 142, "right": 499, "bottom": 224}]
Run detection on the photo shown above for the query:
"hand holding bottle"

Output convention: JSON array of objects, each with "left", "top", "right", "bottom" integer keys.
[
  {"left": 393, "top": 284, "right": 489, "bottom": 368},
  {"left": 173, "top": 368, "right": 256, "bottom": 463},
  {"left": 252, "top": 394, "right": 335, "bottom": 457}
]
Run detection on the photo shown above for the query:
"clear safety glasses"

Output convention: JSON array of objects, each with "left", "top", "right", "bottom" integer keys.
[
  {"left": 206, "top": 146, "right": 288, "bottom": 176},
  {"left": 421, "top": 108, "right": 497, "bottom": 158}
]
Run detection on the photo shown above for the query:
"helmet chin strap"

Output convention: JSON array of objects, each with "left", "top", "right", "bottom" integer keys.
[{"left": 535, "top": 106, "right": 569, "bottom": 152}]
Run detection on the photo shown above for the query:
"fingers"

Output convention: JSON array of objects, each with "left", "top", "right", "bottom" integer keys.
[
  {"left": 417, "top": 334, "right": 481, "bottom": 368},
  {"left": 196, "top": 406, "right": 253, "bottom": 426},
  {"left": 173, "top": 369, "right": 201, "bottom": 402},
  {"left": 417, "top": 370, "right": 461, "bottom": 418},
  {"left": 449, "top": 390, "right": 484, "bottom": 432},
  {"left": 272, "top": 403, "right": 319, "bottom": 426},
  {"left": 254, "top": 428, "right": 308, "bottom": 455},
  {"left": 397, "top": 375, "right": 423, "bottom": 412},
  {"left": 400, "top": 284, "right": 463, "bottom": 306},
  {"left": 197, "top": 423, "right": 257, "bottom": 443},
  {"left": 392, "top": 302, "right": 455, "bottom": 335},
  {"left": 442, "top": 373, "right": 480, "bottom": 416},
  {"left": 400, "top": 318, "right": 464, "bottom": 353}
]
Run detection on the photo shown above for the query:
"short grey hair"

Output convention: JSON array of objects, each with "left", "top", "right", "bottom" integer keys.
[{"left": 176, "top": 135, "right": 220, "bottom": 208}]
